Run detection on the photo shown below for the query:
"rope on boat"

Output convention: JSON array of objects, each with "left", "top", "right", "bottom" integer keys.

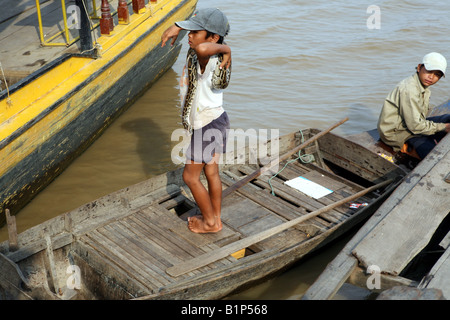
[
  {"left": 79, "top": 0, "right": 102, "bottom": 57},
  {"left": 0, "top": 61, "right": 12, "bottom": 105},
  {"left": 268, "top": 129, "right": 314, "bottom": 196}
]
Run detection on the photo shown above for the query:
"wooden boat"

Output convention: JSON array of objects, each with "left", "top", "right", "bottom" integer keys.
[
  {"left": 303, "top": 109, "right": 450, "bottom": 300},
  {"left": 0, "top": 124, "right": 407, "bottom": 300},
  {"left": 0, "top": 0, "right": 197, "bottom": 225}
]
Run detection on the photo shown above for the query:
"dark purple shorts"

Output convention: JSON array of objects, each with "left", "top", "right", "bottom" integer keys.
[{"left": 186, "top": 112, "right": 230, "bottom": 163}]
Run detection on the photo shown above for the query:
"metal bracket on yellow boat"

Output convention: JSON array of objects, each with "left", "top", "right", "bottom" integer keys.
[
  {"left": 36, "top": 0, "right": 99, "bottom": 48},
  {"left": 36, "top": 0, "right": 73, "bottom": 47}
]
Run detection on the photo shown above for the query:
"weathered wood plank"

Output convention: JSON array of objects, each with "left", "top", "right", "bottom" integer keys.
[
  {"left": 72, "top": 240, "right": 150, "bottom": 298},
  {"left": 6, "top": 232, "right": 73, "bottom": 263},
  {"left": 102, "top": 222, "right": 175, "bottom": 282},
  {"left": 439, "top": 230, "right": 450, "bottom": 249},
  {"left": 221, "top": 197, "right": 272, "bottom": 230},
  {"left": 238, "top": 212, "right": 285, "bottom": 237},
  {"left": 82, "top": 230, "right": 167, "bottom": 289},
  {"left": 221, "top": 171, "right": 329, "bottom": 229},
  {"left": 43, "top": 234, "right": 59, "bottom": 294},
  {"left": 71, "top": 184, "right": 181, "bottom": 236},
  {"left": 419, "top": 245, "right": 450, "bottom": 299},
  {"left": 352, "top": 149, "right": 450, "bottom": 275},
  {"left": 221, "top": 119, "right": 348, "bottom": 198},
  {"left": 126, "top": 215, "right": 193, "bottom": 261},
  {"left": 148, "top": 204, "right": 239, "bottom": 248},
  {"left": 130, "top": 212, "right": 198, "bottom": 260},
  {"left": 99, "top": 224, "right": 175, "bottom": 286},
  {"left": 290, "top": 161, "right": 376, "bottom": 212},
  {"left": 0, "top": 251, "right": 32, "bottom": 300},
  {"left": 5, "top": 209, "right": 18, "bottom": 252},
  {"left": 349, "top": 266, "right": 417, "bottom": 293},
  {"left": 275, "top": 167, "right": 356, "bottom": 216},
  {"left": 317, "top": 131, "right": 399, "bottom": 183},
  {"left": 238, "top": 165, "right": 345, "bottom": 224}
]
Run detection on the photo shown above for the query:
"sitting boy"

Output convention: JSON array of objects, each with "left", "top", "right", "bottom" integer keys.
[{"left": 377, "top": 52, "right": 450, "bottom": 160}]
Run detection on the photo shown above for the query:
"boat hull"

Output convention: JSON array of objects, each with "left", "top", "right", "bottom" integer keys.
[{"left": 0, "top": 129, "right": 404, "bottom": 300}]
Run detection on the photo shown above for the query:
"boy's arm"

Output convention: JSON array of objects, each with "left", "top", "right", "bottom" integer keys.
[
  {"left": 401, "top": 90, "right": 447, "bottom": 135},
  {"left": 194, "top": 43, "right": 231, "bottom": 70},
  {"left": 161, "top": 25, "right": 182, "bottom": 47}
]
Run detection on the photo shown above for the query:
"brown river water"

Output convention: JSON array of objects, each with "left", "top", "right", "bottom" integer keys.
[{"left": 1, "top": 0, "right": 450, "bottom": 299}]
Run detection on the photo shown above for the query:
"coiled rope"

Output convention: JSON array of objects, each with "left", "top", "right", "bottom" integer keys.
[{"left": 268, "top": 129, "right": 314, "bottom": 196}]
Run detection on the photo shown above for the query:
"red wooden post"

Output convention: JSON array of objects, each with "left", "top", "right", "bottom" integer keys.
[
  {"left": 132, "top": 0, "right": 146, "bottom": 14},
  {"left": 100, "top": 0, "right": 114, "bottom": 35},
  {"left": 117, "top": 0, "right": 130, "bottom": 24}
]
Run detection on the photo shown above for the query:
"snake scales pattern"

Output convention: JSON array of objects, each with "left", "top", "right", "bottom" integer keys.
[{"left": 182, "top": 47, "right": 231, "bottom": 133}]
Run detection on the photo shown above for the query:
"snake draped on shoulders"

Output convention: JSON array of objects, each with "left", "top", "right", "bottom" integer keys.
[{"left": 182, "top": 47, "right": 231, "bottom": 133}]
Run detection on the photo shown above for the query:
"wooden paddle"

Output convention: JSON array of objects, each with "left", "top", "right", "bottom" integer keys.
[
  {"left": 222, "top": 118, "right": 349, "bottom": 197},
  {"left": 166, "top": 178, "right": 392, "bottom": 277}
]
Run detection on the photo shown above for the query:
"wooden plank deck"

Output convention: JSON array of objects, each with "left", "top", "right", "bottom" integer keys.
[
  {"left": 76, "top": 199, "right": 241, "bottom": 294},
  {"left": 0, "top": 0, "right": 77, "bottom": 78}
]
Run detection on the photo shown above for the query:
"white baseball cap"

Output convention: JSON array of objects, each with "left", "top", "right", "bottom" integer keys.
[{"left": 422, "top": 52, "right": 447, "bottom": 76}]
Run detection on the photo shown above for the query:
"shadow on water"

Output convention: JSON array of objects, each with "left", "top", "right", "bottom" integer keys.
[
  {"left": 121, "top": 117, "right": 178, "bottom": 177},
  {"left": 118, "top": 65, "right": 185, "bottom": 177}
]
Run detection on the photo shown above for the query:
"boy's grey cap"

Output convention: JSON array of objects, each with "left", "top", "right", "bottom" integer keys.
[
  {"left": 422, "top": 52, "right": 447, "bottom": 76},
  {"left": 175, "top": 8, "right": 230, "bottom": 37}
]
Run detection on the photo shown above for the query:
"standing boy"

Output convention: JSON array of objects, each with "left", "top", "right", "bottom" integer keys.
[
  {"left": 161, "top": 8, "right": 231, "bottom": 233},
  {"left": 377, "top": 52, "right": 450, "bottom": 160}
]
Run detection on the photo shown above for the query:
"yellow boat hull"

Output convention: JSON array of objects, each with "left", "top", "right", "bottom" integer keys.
[{"left": 0, "top": 0, "right": 197, "bottom": 224}]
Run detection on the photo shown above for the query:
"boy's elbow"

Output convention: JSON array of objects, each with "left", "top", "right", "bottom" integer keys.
[
  {"left": 194, "top": 43, "right": 230, "bottom": 57},
  {"left": 194, "top": 43, "right": 214, "bottom": 57}
]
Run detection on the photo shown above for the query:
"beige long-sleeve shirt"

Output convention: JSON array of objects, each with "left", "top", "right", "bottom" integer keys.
[{"left": 377, "top": 72, "right": 446, "bottom": 151}]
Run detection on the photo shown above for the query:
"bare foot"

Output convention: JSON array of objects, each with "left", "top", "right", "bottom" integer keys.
[{"left": 188, "top": 215, "right": 222, "bottom": 234}]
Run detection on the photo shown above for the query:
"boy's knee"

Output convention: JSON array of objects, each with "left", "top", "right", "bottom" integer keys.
[
  {"left": 182, "top": 170, "right": 191, "bottom": 185},
  {"left": 182, "top": 170, "right": 198, "bottom": 187}
]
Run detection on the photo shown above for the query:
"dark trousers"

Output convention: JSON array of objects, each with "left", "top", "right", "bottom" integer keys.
[{"left": 406, "top": 114, "right": 450, "bottom": 159}]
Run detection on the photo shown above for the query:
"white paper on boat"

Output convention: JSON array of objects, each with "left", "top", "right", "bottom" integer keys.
[{"left": 284, "top": 176, "right": 333, "bottom": 199}]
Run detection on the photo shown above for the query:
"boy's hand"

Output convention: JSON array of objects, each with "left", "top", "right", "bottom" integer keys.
[
  {"left": 220, "top": 51, "right": 231, "bottom": 70},
  {"left": 445, "top": 123, "right": 450, "bottom": 133},
  {"left": 161, "top": 25, "right": 182, "bottom": 47},
  {"left": 195, "top": 43, "right": 232, "bottom": 70}
]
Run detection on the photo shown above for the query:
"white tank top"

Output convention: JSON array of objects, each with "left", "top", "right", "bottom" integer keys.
[{"left": 180, "top": 55, "right": 224, "bottom": 130}]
